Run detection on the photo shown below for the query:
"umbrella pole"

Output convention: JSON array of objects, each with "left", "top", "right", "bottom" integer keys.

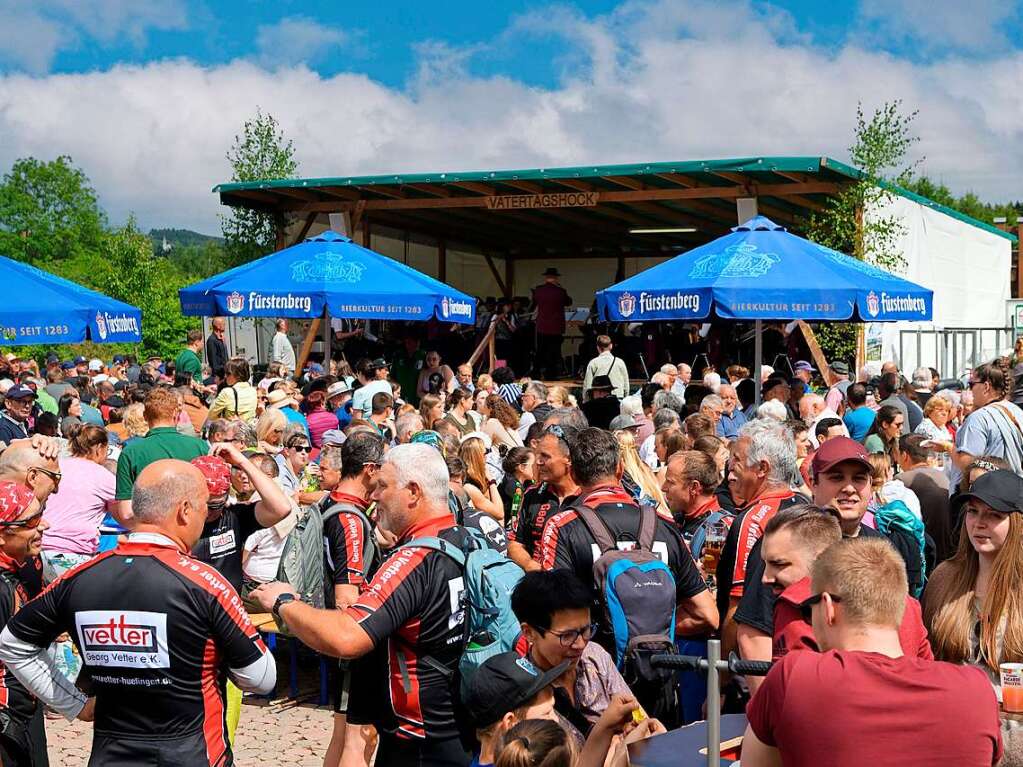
[
  {"left": 322, "top": 308, "right": 331, "bottom": 369},
  {"left": 754, "top": 319, "right": 763, "bottom": 410}
]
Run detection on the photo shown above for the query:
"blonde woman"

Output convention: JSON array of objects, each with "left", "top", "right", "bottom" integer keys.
[
  {"left": 546, "top": 385, "right": 576, "bottom": 409},
  {"left": 255, "top": 409, "right": 287, "bottom": 455},
  {"left": 458, "top": 436, "right": 503, "bottom": 521},
  {"left": 614, "top": 429, "right": 670, "bottom": 518},
  {"left": 122, "top": 403, "right": 148, "bottom": 443}
]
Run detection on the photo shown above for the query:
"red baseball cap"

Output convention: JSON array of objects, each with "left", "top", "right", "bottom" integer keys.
[{"left": 811, "top": 436, "right": 872, "bottom": 477}]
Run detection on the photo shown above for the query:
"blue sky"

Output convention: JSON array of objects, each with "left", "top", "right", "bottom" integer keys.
[{"left": 1, "top": 0, "right": 1021, "bottom": 231}]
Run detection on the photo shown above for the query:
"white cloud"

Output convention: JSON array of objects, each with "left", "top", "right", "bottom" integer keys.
[
  {"left": 255, "top": 17, "right": 349, "bottom": 67},
  {"left": 857, "top": 0, "right": 1018, "bottom": 54},
  {"left": 0, "top": 0, "right": 1020, "bottom": 233},
  {"left": 0, "top": 0, "right": 187, "bottom": 73}
]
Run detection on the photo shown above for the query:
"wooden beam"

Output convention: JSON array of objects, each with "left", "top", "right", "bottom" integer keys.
[
  {"left": 404, "top": 183, "right": 452, "bottom": 197},
  {"left": 449, "top": 180, "right": 499, "bottom": 195},
  {"left": 274, "top": 187, "right": 328, "bottom": 202},
  {"left": 349, "top": 200, "right": 367, "bottom": 235},
  {"left": 796, "top": 321, "right": 835, "bottom": 386},
  {"left": 601, "top": 175, "right": 645, "bottom": 191},
  {"left": 483, "top": 252, "right": 508, "bottom": 296},
  {"left": 362, "top": 216, "right": 371, "bottom": 247},
  {"left": 498, "top": 179, "right": 545, "bottom": 194},
  {"left": 292, "top": 212, "right": 318, "bottom": 245}
]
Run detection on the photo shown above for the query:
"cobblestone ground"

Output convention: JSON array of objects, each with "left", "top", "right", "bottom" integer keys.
[{"left": 47, "top": 697, "right": 336, "bottom": 766}]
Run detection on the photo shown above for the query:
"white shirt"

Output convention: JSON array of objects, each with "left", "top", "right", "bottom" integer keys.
[
  {"left": 639, "top": 433, "right": 659, "bottom": 469},
  {"left": 518, "top": 410, "right": 537, "bottom": 440},
  {"left": 243, "top": 528, "right": 287, "bottom": 583},
  {"left": 271, "top": 331, "right": 297, "bottom": 373},
  {"left": 809, "top": 407, "right": 849, "bottom": 448},
  {"left": 351, "top": 379, "right": 392, "bottom": 418}
]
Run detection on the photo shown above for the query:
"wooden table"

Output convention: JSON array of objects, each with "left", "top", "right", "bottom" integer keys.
[{"left": 627, "top": 714, "right": 746, "bottom": 767}]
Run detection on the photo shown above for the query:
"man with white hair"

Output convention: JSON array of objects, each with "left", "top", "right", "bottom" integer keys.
[
  {"left": 911, "top": 366, "right": 934, "bottom": 408},
  {"left": 700, "top": 394, "right": 724, "bottom": 427},
  {"left": 518, "top": 380, "right": 552, "bottom": 439},
  {"left": 760, "top": 365, "right": 775, "bottom": 384},
  {"left": 253, "top": 443, "right": 481, "bottom": 766},
  {"left": 395, "top": 411, "right": 425, "bottom": 444},
  {"left": 715, "top": 384, "right": 746, "bottom": 441},
  {"left": 799, "top": 393, "right": 848, "bottom": 448},
  {"left": 620, "top": 395, "right": 653, "bottom": 443},
  {"left": 703, "top": 372, "right": 722, "bottom": 394},
  {"left": 660, "top": 363, "right": 679, "bottom": 393}
]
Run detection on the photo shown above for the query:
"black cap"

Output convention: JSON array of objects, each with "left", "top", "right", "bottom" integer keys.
[
  {"left": 958, "top": 470, "right": 1023, "bottom": 514},
  {"left": 368, "top": 357, "right": 389, "bottom": 370},
  {"left": 588, "top": 374, "right": 614, "bottom": 391},
  {"left": 464, "top": 652, "right": 570, "bottom": 728},
  {"left": 543, "top": 267, "right": 561, "bottom": 277}
]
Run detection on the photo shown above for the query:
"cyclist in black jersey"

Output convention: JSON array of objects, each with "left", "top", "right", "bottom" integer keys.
[
  {"left": 253, "top": 443, "right": 482, "bottom": 767},
  {"left": 0, "top": 460, "right": 276, "bottom": 767}
]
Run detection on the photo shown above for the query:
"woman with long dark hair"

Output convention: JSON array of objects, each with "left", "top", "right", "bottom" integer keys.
[{"left": 864, "top": 405, "right": 903, "bottom": 471}]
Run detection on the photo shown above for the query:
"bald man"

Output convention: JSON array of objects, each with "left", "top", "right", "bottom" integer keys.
[
  {"left": 0, "top": 459, "right": 276, "bottom": 767},
  {"left": 799, "top": 393, "right": 848, "bottom": 448}
]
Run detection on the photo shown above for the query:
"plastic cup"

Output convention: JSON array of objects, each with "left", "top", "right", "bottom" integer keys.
[{"left": 1001, "top": 663, "right": 1023, "bottom": 713}]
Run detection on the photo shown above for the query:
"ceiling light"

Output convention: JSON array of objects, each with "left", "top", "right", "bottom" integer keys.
[{"left": 628, "top": 227, "right": 698, "bottom": 234}]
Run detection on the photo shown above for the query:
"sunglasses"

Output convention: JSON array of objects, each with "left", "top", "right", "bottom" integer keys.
[
  {"left": 31, "top": 467, "right": 61, "bottom": 490},
  {"left": 798, "top": 592, "right": 842, "bottom": 622},
  {"left": 544, "top": 424, "right": 569, "bottom": 443},
  {"left": 289, "top": 444, "right": 312, "bottom": 453},
  {"left": 1, "top": 509, "right": 44, "bottom": 529}
]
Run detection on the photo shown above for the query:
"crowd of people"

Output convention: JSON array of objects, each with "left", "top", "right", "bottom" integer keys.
[{"left": 0, "top": 321, "right": 1017, "bottom": 766}]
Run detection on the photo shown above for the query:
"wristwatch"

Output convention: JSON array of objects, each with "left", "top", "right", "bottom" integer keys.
[{"left": 272, "top": 593, "right": 297, "bottom": 622}]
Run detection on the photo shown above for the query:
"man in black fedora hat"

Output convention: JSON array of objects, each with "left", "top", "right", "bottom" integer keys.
[
  {"left": 531, "top": 267, "right": 572, "bottom": 380},
  {"left": 580, "top": 374, "right": 620, "bottom": 430}
]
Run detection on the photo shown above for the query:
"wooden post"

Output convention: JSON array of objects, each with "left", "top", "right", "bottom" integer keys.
[
  {"left": 362, "top": 216, "right": 371, "bottom": 248},
  {"left": 796, "top": 320, "right": 836, "bottom": 386},
  {"left": 468, "top": 318, "right": 497, "bottom": 371},
  {"left": 488, "top": 332, "right": 496, "bottom": 373},
  {"left": 294, "top": 317, "right": 322, "bottom": 379},
  {"left": 438, "top": 239, "right": 447, "bottom": 282}
]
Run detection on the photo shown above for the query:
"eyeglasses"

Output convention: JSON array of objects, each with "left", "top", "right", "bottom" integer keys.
[
  {"left": 541, "top": 622, "right": 597, "bottom": 647},
  {"left": 31, "top": 467, "right": 61, "bottom": 490},
  {"left": 798, "top": 592, "right": 842, "bottom": 622},
  {"left": 969, "top": 379, "right": 986, "bottom": 388},
  {"left": 1, "top": 509, "right": 44, "bottom": 529},
  {"left": 289, "top": 444, "right": 311, "bottom": 453}
]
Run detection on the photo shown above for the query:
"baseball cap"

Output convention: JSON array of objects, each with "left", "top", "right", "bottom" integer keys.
[
  {"left": 831, "top": 361, "right": 850, "bottom": 376},
  {"left": 957, "top": 470, "right": 1023, "bottom": 514},
  {"left": 112, "top": 355, "right": 126, "bottom": 364},
  {"left": 4, "top": 384, "right": 36, "bottom": 401},
  {"left": 811, "top": 436, "right": 871, "bottom": 477},
  {"left": 609, "top": 414, "right": 640, "bottom": 431},
  {"left": 368, "top": 358, "right": 390, "bottom": 371},
  {"left": 464, "top": 652, "right": 571, "bottom": 728},
  {"left": 321, "top": 429, "right": 347, "bottom": 446},
  {"left": 794, "top": 361, "right": 816, "bottom": 373},
  {"left": 60, "top": 361, "right": 75, "bottom": 371},
  {"left": 88, "top": 358, "right": 103, "bottom": 372},
  {"left": 45, "top": 353, "right": 59, "bottom": 365},
  {"left": 73, "top": 356, "right": 87, "bottom": 365}
]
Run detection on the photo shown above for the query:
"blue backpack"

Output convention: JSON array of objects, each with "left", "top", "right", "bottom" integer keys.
[
  {"left": 569, "top": 499, "right": 679, "bottom": 721},
  {"left": 405, "top": 528, "right": 524, "bottom": 696}
]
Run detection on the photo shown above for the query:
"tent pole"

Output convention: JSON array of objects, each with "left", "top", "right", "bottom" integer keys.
[{"left": 754, "top": 319, "right": 763, "bottom": 410}]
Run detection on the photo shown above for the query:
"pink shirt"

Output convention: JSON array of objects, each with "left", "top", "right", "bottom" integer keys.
[
  {"left": 307, "top": 409, "right": 340, "bottom": 448},
  {"left": 42, "top": 456, "right": 115, "bottom": 555}
]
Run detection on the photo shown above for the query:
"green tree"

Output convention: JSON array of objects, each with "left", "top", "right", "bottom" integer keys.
[
  {"left": 804, "top": 101, "right": 921, "bottom": 363},
  {"left": 906, "top": 177, "right": 1020, "bottom": 227},
  {"left": 96, "top": 218, "right": 197, "bottom": 360},
  {"left": 221, "top": 109, "right": 298, "bottom": 263},
  {"left": 0, "top": 156, "right": 106, "bottom": 265}
]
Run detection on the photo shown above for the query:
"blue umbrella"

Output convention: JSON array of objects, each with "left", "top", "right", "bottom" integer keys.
[
  {"left": 0, "top": 256, "right": 142, "bottom": 345},
  {"left": 597, "top": 216, "right": 932, "bottom": 323},
  {"left": 596, "top": 216, "right": 933, "bottom": 404},
  {"left": 179, "top": 230, "right": 477, "bottom": 325}
]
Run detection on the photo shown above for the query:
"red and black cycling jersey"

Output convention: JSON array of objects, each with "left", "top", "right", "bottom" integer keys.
[
  {"left": 323, "top": 493, "right": 375, "bottom": 609},
  {"left": 536, "top": 486, "right": 707, "bottom": 647},
  {"left": 5, "top": 536, "right": 267, "bottom": 765},
  {"left": 0, "top": 568, "right": 34, "bottom": 725},
  {"left": 343, "top": 514, "right": 474, "bottom": 743},
  {"left": 508, "top": 483, "right": 578, "bottom": 559},
  {"left": 714, "top": 489, "right": 800, "bottom": 620},
  {"left": 192, "top": 501, "right": 262, "bottom": 593}
]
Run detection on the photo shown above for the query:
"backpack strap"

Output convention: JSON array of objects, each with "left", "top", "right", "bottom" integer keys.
[
  {"left": 322, "top": 498, "right": 377, "bottom": 578},
  {"left": 403, "top": 535, "right": 467, "bottom": 568},
  {"left": 570, "top": 497, "right": 618, "bottom": 554},
  {"left": 636, "top": 503, "right": 658, "bottom": 552}
]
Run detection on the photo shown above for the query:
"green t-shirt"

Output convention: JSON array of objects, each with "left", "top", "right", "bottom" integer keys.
[
  {"left": 114, "top": 427, "right": 209, "bottom": 500},
  {"left": 175, "top": 348, "right": 203, "bottom": 383},
  {"left": 35, "top": 388, "right": 58, "bottom": 415}
]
